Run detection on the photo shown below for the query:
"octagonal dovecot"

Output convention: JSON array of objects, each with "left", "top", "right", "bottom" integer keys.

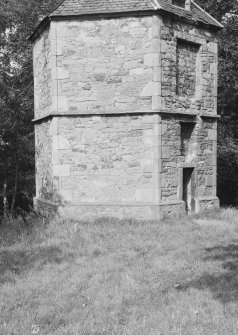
[{"left": 30, "top": 0, "right": 222, "bottom": 219}]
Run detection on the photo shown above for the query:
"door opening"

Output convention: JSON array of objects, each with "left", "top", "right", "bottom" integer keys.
[{"left": 182, "top": 168, "right": 195, "bottom": 213}]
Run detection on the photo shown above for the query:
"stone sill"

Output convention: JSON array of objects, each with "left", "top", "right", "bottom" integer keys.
[
  {"left": 200, "top": 114, "right": 221, "bottom": 119},
  {"left": 197, "top": 197, "right": 219, "bottom": 201},
  {"left": 160, "top": 109, "right": 220, "bottom": 119},
  {"left": 159, "top": 109, "right": 198, "bottom": 117}
]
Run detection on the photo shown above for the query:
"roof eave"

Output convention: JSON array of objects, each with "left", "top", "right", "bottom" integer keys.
[
  {"left": 191, "top": 0, "right": 224, "bottom": 29},
  {"left": 161, "top": 9, "right": 223, "bottom": 31},
  {"left": 28, "top": 4, "right": 223, "bottom": 44},
  {"left": 49, "top": 9, "right": 156, "bottom": 19},
  {"left": 28, "top": 16, "right": 51, "bottom": 43}
]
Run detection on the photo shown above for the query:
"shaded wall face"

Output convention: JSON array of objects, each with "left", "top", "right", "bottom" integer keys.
[
  {"left": 35, "top": 121, "right": 53, "bottom": 200},
  {"left": 33, "top": 27, "right": 52, "bottom": 119},
  {"left": 159, "top": 18, "right": 218, "bottom": 203},
  {"left": 54, "top": 17, "right": 154, "bottom": 115},
  {"left": 160, "top": 18, "right": 218, "bottom": 115},
  {"left": 161, "top": 116, "right": 217, "bottom": 202}
]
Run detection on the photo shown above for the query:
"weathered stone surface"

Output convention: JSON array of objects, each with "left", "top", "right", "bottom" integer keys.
[
  {"left": 160, "top": 19, "right": 218, "bottom": 115},
  {"left": 33, "top": 28, "right": 52, "bottom": 119},
  {"left": 34, "top": 198, "right": 185, "bottom": 221},
  {"left": 33, "top": 12, "right": 220, "bottom": 219},
  {"left": 35, "top": 121, "right": 54, "bottom": 200},
  {"left": 56, "top": 115, "right": 154, "bottom": 203}
]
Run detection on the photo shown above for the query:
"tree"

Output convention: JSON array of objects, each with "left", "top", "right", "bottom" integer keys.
[
  {"left": 197, "top": 0, "right": 238, "bottom": 205},
  {"left": 0, "top": 0, "right": 62, "bottom": 218}
]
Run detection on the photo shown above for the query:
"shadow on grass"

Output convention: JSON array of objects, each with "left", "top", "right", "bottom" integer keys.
[
  {"left": 0, "top": 245, "right": 74, "bottom": 285},
  {"left": 179, "top": 242, "right": 238, "bottom": 304}
]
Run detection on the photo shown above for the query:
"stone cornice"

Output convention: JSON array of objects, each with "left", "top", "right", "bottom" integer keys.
[{"left": 32, "top": 111, "right": 220, "bottom": 124}]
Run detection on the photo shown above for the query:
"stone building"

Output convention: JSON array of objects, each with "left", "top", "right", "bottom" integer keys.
[{"left": 29, "top": 0, "right": 222, "bottom": 219}]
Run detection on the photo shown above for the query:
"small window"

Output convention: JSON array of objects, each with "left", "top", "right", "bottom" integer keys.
[
  {"left": 172, "top": 0, "right": 186, "bottom": 8},
  {"left": 180, "top": 122, "right": 195, "bottom": 156}
]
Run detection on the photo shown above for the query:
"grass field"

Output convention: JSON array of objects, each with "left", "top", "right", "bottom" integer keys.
[{"left": 1, "top": 208, "right": 238, "bottom": 334}]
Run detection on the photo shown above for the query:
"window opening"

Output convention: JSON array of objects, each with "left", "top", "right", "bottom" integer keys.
[
  {"left": 180, "top": 122, "right": 195, "bottom": 156},
  {"left": 176, "top": 39, "right": 200, "bottom": 98}
]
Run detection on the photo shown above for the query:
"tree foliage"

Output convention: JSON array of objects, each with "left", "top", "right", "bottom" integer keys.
[{"left": 0, "top": 0, "right": 62, "bottom": 218}]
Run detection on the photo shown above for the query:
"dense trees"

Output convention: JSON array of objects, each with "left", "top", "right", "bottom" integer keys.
[
  {"left": 197, "top": 0, "right": 238, "bottom": 204},
  {"left": 0, "top": 0, "right": 62, "bottom": 217},
  {"left": 0, "top": 0, "right": 238, "bottom": 216}
]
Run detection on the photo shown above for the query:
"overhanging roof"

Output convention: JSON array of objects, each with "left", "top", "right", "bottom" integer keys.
[{"left": 29, "top": 0, "right": 223, "bottom": 42}]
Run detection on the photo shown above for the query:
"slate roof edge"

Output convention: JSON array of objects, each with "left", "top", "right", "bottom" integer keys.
[
  {"left": 28, "top": 5, "right": 222, "bottom": 43},
  {"left": 28, "top": 10, "right": 157, "bottom": 42},
  {"left": 191, "top": 0, "right": 224, "bottom": 29},
  {"left": 28, "top": 16, "right": 51, "bottom": 42}
]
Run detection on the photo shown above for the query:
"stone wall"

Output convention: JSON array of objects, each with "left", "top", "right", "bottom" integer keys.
[
  {"left": 160, "top": 115, "right": 217, "bottom": 202},
  {"left": 54, "top": 114, "right": 154, "bottom": 203},
  {"left": 197, "top": 119, "right": 217, "bottom": 198},
  {"left": 33, "top": 12, "right": 219, "bottom": 219},
  {"left": 53, "top": 16, "right": 154, "bottom": 115}
]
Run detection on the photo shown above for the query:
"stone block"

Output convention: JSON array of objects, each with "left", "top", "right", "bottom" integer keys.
[
  {"left": 152, "top": 96, "right": 161, "bottom": 110},
  {"left": 152, "top": 40, "right": 161, "bottom": 53},
  {"left": 206, "top": 175, "right": 214, "bottom": 187},
  {"left": 144, "top": 131, "right": 153, "bottom": 145},
  {"left": 142, "top": 115, "right": 153, "bottom": 124},
  {"left": 130, "top": 68, "right": 144, "bottom": 76},
  {"left": 141, "top": 82, "right": 161, "bottom": 97},
  {"left": 144, "top": 53, "right": 155, "bottom": 67},
  {"left": 51, "top": 80, "right": 58, "bottom": 96},
  {"left": 59, "top": 190, "right": 73, "bottom": 202},
  {"left": 58, "top": 96, "right": 69, "bottom": 112},
  {"left": 49, "top": 55, "right": 57, "bottom": 68},
  {"left": 153, "top": 67, "right": 162, "bottom": 82},
  {"left": 57, "top": 39, "right": 67, "bottom": 55},
  {"left": 52, "top": 150, "right": 59, "bottom": 165},
  {"left": 53, "top": 165, "right": 70, "bottom": 177},
  {"left": 124, "top": 60, "right": 139, "bottom": 70},
  {"left": 58, "top": 135, "right": 70, "bottom": 150},
  {"left": 52, "top": 136, "right": 59, "bottom": 151},
  {"left": 152, "top": 16, "right": 161, "bottom": 38},
  {"left": 50, "top": 118, "right": 59, "bottom": 136},
  {"left": 135, "top": 189, "right": 153, "bottom": 202},
  {"left": 57, "top": 67, "right": 70, "bottom": 80},
  {"left": 141, "top": 82, "right": 153, "bottom": 96}
]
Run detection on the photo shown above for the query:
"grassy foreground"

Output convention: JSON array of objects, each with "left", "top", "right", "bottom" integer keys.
[{"left": 1, "top": 209, "right": 238, "bottom": 334}]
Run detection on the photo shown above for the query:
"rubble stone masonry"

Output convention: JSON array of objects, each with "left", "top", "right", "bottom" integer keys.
[{"left": 33, "top": 12, "right": 219, "bottom": 219}]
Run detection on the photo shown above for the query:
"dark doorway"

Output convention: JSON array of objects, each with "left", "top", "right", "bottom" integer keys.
[{"left": 182, "top": 168, "right": 195, "bottom": 213}]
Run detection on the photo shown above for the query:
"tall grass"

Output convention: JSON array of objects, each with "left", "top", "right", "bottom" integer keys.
[{"left": 0, "top": 209, "right": 238, "bottom": 334}]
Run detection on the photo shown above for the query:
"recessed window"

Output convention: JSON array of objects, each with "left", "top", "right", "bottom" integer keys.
[
  {"left": 180, "top": 122, "right": 195, "bottom": 156},
  {"left": 176, "top": 39, "right": 200, "bottom": 98}
]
